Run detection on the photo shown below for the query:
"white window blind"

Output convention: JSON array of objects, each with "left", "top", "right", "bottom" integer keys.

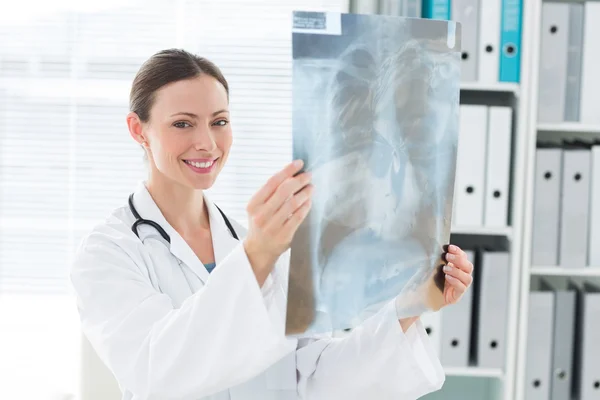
[{"left": 0, "top": 1, "right": 347, "bottom": 398}]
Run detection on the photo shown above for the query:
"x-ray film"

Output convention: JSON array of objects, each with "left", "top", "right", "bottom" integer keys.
[{"left": 286, "top": 11, "right": 462, "bottom": 335}]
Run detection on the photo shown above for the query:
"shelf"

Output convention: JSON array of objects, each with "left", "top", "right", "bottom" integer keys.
[
  {"left": 537, "top": 123, "right": 600, "bottom": 134},
  {"left": 445, "top": 367, "right": 504, "bottom": 379},
  {"left": 451, "top": 226, "right": 513, "bottom": 237},
  {"left": 460, "top": 82, "right": 519, "bottom": 93},
  {"left": 530, "top": 266, "right": 600, "bottom": 277}
]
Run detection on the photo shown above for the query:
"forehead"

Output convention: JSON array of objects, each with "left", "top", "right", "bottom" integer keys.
[{"left": 152, "top": 75, "right": 228, "bottom": 116}]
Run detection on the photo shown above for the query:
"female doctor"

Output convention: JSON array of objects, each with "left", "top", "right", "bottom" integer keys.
[{"left": 70, "top": 48, "right": 474, "bottom": 400}]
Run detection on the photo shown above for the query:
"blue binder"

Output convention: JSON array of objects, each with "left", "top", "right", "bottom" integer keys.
[
  {"left": 499, "top": 0, "right": 522, "bottom": 82},
  {"left": 422, "top": 0, "right": 451, "bottom": 20}
]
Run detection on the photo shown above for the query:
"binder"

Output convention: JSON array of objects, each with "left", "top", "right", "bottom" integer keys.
[
  {"left": 476, "top": 251, "right": 510, "bottom": 369},
  {"left": 440, "top": 250, "right": 475, "bottom": 367},
  {"left": 452, "top": 0, "right": 480, "bottom": 82},
  {"left": 549, "top": 285, "right": 576, "bottom": 400},
  {"left": 499, "top": 0, "right": 522, "bottom": 82},
  {"left": 453, "top": 105, "right": 488, "bottom": 227},
  {"left": 589, "top": 143, "right": 600, "bottom": 266},
  {"left": 421, "top": 310, "right": 443, "bottom": 356},
  {"left": 484, "top": 106, "right": 512, "bottom": 227},
  {"left": 379, "top": 0, "right": 403, "bottom": 16},
  {"left": 580, "top": 2, "right": 600, "bottom": 124},
  {"left": 577, "top": 283, "right": 600, "bottom": 400},
  {"left": 422, "top": 0, "right": 451, "bottom": 20},
  {"left": 524, "top": 291, "right": 554, "bottom": 400},
  {"left": 403, "top": 0, "right": 422, "bottom": 18},
  {"left": 564, "top": 3, "right": 584, "bottom": 122},
  {"left": 478, "top": 0, "right": 501, "bottom": 83},
  {"left": 559, "top": 146, "right": 591, "bottom": 268},
  {"left": 537, "top": 3, "right": 569, "bottom": 123},
  {"left": 531, "top": 147, "right": 562, "bottom": 266}
]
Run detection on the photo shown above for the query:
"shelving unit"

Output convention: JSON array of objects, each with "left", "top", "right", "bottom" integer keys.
[
  {"left": 445, "top": 367, "right": 505, "bottom": 379},
  {"left": 459, "top": 82, "right": 520, "bottom": 94},
  {"left": 514, "top": 0, "right": 600, "bottom": 399}
]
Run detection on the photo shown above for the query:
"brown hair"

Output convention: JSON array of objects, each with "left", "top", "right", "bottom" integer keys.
[{"left": 130, "top": 48, "right": 229, "bottom": 122}]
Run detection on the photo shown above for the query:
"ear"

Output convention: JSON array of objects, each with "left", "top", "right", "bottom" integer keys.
[{"left": 126, "top": 112, "right": 148, "bottom": 147}]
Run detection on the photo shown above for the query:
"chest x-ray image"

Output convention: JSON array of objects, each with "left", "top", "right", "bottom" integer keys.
[{"left": 286, "top": 11, "right": 462, "bottom": 336}]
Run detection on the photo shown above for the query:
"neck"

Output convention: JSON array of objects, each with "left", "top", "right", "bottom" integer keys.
[{"left": 146, "top": 168, "right": 209, "bottom": 234}]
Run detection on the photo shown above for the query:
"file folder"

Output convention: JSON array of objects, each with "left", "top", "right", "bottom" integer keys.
[
  {"left": 422, "top": 0, "right": 451, "bottom": 20},
  {"left": 499, "top": 0, "right": 522, "bottom": 82},
  {"left": 564, "top": 3, "right": 584, "bottom": 122},
  {"left": 580, "top": 2, "right": 600, "bottom": 124},
  {"left": 478, "top": 0, "right": 501, "bottom": 83},
  {"left": 549, "top": 286, "right": 576, "bottom": 400},
  {"left": 452, "top": 0, "right": 480, "bottom": 82},
  {"left": 559, "top": 146, "right": 591, "bottom": 268},
  {"left": 577, "top": 283, "right": 600, "bottom": 400},
  {"left": 525, "top": 291, "right": 554, "bottom": 400},
  {"left": 421, "top": 310, "right": 443, "bottom": 356},
  {"left": 484, "top": 106, "right": 512, "bottom": 227},
  {"left": 440, "top": 250, "right": 475, "bottom": 367},
  {"left": 476, "top": 251, "right": 510, "bottom": 368},
  {"left": 531, "top": 147, "right": 562, "bottom": 266},
  {"left": 453, "top": 105, "right": 488, "bottom": 227},
  {"left": 589, "top": 143, "right": 600, "bottom": 266},
  {"left": 537, "top": 2, "right": 569, "bottom": 123}
]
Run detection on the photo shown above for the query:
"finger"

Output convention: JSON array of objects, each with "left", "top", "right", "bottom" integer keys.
[
  {"left": 270, "top": 184, "right": 313, "bottom": 228},
  {"left": 443, "top": 263, "right": 473, "bottom": 287},
  {"left": 282, "top": 198, "right": 312, "bottom": 234},
  {"left": 448, "top": 244, "right": 463, "bottom": 254},
  {"left": 248, "top": 160, "right": 304, "bottom": 211},
  {"left": 445, "top": 274, "right": 467, "bottom": 296},
  {"left": 262, "top": 171, "right": 312, "bottom": 217},
  {"left": 444, "top": 252, "right": 473, "bottom": 274}
]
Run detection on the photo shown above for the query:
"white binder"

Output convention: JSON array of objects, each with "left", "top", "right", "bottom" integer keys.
[
  {"left": 484, "top": 106, "right": 513, "bottom": 227},
  {"left": 453, "top": 105, "right": 488, "bottom": 227},
  {"left": 477, "top": 0, "right": 501, "bottom": 83},
  {"left": 452, "top": 0, "right": 480, "bottom": 82},
  {"left": 476, "top": 251, "right": 510, "bottom": 369},
  {"left": 525, "top": 291, "right": 554, "bottom": 400},
  {"left": 531, "top": 147, "right": 562, "bottom": 266},
  {"left": 420, "top": 310, "right": 443, "bottom": 356},
  {"left": 580, "top": 2, "right": 600, "bottom": 124},
  {"left": 537, "top": 2, "right": 569, "bottom": 123},
  {"left": 589, "top": 144, "right": 600, "bottom": 266},
  {"left": 440, "top": 250, "right": 475, "bottom": 367},
  {"left": 559, "top": 147, "right": 591, "bottom": 268},
  {"left": 578, "top": 283, "right": 600, "bottom": 400},
  {"left": 564, "top": 3, "right": 584, "bottom": 122}
]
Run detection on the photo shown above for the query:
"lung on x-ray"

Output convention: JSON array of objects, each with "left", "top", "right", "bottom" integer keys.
[{"left": 286, "top": 11, "right": 462, "bottom": 336}]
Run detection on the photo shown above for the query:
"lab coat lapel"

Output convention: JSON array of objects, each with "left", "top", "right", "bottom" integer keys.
[
  {"left": 130, "top": 182, "right": 210, "bottom": 285},
  {"left": 204, "top": 192, "right": 241, "bottom": 266}
]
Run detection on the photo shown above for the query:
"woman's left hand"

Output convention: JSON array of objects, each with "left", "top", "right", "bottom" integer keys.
[{"left": 441, "top": 244, "right": 474, "bottom": 306}]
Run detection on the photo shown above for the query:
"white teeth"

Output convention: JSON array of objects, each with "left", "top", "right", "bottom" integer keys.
[{"left": 186, "top": 160, "right": 213, "bottom": 169}]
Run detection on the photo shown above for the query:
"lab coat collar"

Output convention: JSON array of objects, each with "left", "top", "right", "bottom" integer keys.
[{"left": 131, "top": 181, "right": 240, "bottom": 284}]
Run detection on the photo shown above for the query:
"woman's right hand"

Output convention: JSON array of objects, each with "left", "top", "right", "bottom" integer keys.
[{"left": 243, "top": 159, "right": 313, "bottom": 286}]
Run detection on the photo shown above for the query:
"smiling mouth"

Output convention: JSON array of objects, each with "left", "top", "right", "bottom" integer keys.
[{"left": 183, "top": 159, "right": 216, "bottom": 169}]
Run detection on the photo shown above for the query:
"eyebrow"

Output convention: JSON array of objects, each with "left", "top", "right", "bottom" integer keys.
[{"left": 170, "top": 110, "right": 229, "bottom": 118}]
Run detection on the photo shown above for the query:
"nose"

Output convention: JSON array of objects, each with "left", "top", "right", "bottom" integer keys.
[{"left": 192, "top": 125, "right": 217, "bottom": 152}]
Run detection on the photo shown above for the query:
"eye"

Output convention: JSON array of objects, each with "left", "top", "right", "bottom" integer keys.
[
  {"left": 213, "top": 119, "right": 229, "bottom": 127},
  {"left": 173, "top": 121, "right": 192, "bottom": 129}
]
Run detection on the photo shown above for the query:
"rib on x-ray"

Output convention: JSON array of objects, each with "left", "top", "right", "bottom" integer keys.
[{"left": 286, "top": 11, "right": 462, "bottom": 336}]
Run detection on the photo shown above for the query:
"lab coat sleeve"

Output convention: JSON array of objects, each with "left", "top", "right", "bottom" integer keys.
[
  {"left": 71, "top": 234, "right": 295, "bottom": 400},
  {"left": 295, "top": 300, "right": 445, "bottom": 400}
]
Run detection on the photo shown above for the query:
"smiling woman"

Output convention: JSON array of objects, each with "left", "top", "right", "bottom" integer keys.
[{"left": 69, "top": 48, "right": 473, "bottom": 400}]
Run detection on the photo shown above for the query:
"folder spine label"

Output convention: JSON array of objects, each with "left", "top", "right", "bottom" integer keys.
[{"left": 499, "top": 0, "right": 522, "bottom": 82}]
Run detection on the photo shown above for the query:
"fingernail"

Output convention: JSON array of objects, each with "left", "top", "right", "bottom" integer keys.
[
  {"left": 293, "top": 159, "right": 303, "bottom": 167},
  {"left": 446, "top": 254, "right": 456, "bottom": 261},
  {"left": 449, "top": 244, "right": 458, "bottom": 252},
  {"left": 443, "top": 264, "right": 453, "bottom": 273}
]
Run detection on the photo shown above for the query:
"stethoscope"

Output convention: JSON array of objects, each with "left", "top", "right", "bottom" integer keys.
[{"left": 128, "top": 193, "right": 239, "bottom": 243}]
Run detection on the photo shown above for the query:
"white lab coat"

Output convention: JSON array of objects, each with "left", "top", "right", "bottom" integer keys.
[{"left": 70, "top": 182, "right": 445, "bottom": 400}]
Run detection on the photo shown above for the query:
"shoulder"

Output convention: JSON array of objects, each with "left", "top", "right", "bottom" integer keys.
[{"left": 71, "top": 205, "right": 145, "bottom": 280}]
